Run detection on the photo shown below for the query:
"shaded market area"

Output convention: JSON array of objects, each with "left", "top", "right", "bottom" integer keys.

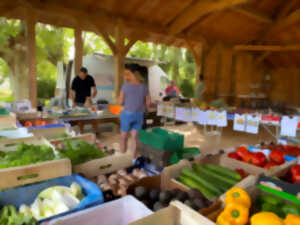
[{"left": 0, "top": 0, "right": 300, "bottom": 225}]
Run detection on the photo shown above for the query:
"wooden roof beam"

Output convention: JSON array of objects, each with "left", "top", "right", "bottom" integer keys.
[
  {"left": 232, "top": 8, "right": 272, "bottom": 24},
  {"left": 278, "top": 0, "right": 300, "bottom": 19},
  {"left": 21, "top": 0, "right": 205, "bottom": 45},
  {"left": 234, "top": 44, "right": 300, "bottom": 51},
  {"left": 167, "top": 0, "right": 250, "bottom": 35}
]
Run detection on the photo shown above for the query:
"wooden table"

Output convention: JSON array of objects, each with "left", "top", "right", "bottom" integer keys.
[{"left": 55, "top": 112, "right": 120, "bottom": 133}]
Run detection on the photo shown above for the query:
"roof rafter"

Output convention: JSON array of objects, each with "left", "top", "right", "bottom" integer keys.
[
  {"left": 234, "top": 44, "right": 300, "bottom": 51},
  {"left": 167, "top": 0, "right": 250, "bottom": 35}
]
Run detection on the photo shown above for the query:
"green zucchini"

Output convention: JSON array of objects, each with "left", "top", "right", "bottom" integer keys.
[
  {"left": 193, "top": 164, "right": 238, "bottom": 187},
  {"left": 181, "top": 168, "right": 223, "bottom": 196},
  {"left": 192, "top": 165, "right": 231, "bottom": 191},
  {"left": 203, "top": 164, "right": 241, "bottom": 181},
  {"left": 177, "top": 175, "right": 216, "bottom": 200}
]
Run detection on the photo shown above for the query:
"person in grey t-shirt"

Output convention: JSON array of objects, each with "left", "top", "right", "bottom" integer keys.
[{"left": 119, "top": 64, "right": 151, "bottom": 158}]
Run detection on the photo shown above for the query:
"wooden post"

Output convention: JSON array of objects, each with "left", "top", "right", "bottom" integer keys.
[
  {"left": 113, "top": 21, "right": 125, "bottom": 101},
  {"left": 186, "top": 40, "right": 203, "bottom": 84},
  {"left": 74, "top": 28, "right": 83, "bottom": 76},
  {"left": 26, "top": 14, "right": 37, "bottom": 107}
]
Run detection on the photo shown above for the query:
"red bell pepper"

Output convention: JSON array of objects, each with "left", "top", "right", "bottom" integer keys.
[
  {"left": 228, "top": 152, "right": 241, "bottom": 160},
  {"left": 291, "top": 165, "right": 300, "bottom": 183},
  {"left": 251, "top": 152, "right": 267, "bottom": 167},
  {"left": 270, "top": 150, "right": 285, "bottom": 164},
  {"left": 264, "top": 161, "right": 278, "bottom": 169}
]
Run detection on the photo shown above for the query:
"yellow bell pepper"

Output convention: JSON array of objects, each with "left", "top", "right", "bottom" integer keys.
[
  {"left": 219, "top": 203, "right": 249, "bottom": 225},
  {"left": 217, "top": 212, "right": 232, "bottom": 225},
  {"left": 225, "top": 187, "right": 251, "bottom": 208},
  {"left": 250, "top": 212, "right": 283, "bottom": 225},
  {"left": 284, "top": 214, "right": 300, "bottom": 225}
]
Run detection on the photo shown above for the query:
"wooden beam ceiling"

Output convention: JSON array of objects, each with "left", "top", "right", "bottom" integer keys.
[
  {"left": 167, "top": 0, "right": 250, "bottom": 35},
  {"left": 234, "top": 44, "right": 300, "bottom": 51},
  {"left": 232, "top": 8, "right": 272, "bottom": 24},
  {"left": 0, "top": 0, "right": 205, "bottom": 46}
]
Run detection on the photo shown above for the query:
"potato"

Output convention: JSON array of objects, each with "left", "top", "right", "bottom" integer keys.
[
  {"left": 117, "top": 186, "right": 127, "bottom": 196},
  {"left": 124, "top": 175, "right": 136, "bottom": 183},
  {"left": 132, "top": 169, "right": 140, "bottom": 177},
  {"left": 119, "top": 178, "right": 129, "bottom": 186}
]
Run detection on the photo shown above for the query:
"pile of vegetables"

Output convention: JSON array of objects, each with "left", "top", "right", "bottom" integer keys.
[
  {"left": 228, "top": 146, "right": 286, "bottom": 169},
  {"left": 260, "top": 143, "right": 300, "bottom": 157},
  {"left": 0, "top": 143, "right": 57, "bottom": 169},
  {"left": 256, "top": 194, "right": 300, "bottom": 218},
  {"left": 217, "top": 187, "right": 300, "bottom": 225},
  {"left": 134, "top": 186, "right": 211, "bottom": 212},
  {"left": 19, "top": 182, "right": 84, "bottom": 220},
  {"left": 277, "top": 164, "right": 300, "bottom": 184},
  {"left": 96, "top": 169, "right": 148, "bottom": 197},
  {"left": 23, "top": 120, "right": 57, "bottom": 128},
  {"left": 56, "top": 139, "right": 107, "bottom": 165},
  {"left": 0, "top": 205, "right": 37, "bottom": 225},
  {"left": 177, "top": 164, "right": 242, "bottom": 199}
]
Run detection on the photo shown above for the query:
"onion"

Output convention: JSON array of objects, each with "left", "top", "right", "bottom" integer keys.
[
  {"left": 97, "top": 175, "right": 107, "bottom": 185},
  {"left": 118, "top": 178, "right": 129, "bottom": 186},
  {"left": 117, "top": 169, "right": 127, "bottom": 176},
  {"left": 124, "top": 175, "right": 135, "bottom": 183},
  {"left": 117, "top": 186, "right": 127, "bottom": 196},
  {"left": 132, "top": 169, "right": 140, "bottom": 177},
  {"left": 100, "top": 183, "right": 111, "bottom": 191}
]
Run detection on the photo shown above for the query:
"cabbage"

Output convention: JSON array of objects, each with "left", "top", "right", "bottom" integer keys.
[{"left": 19, "top": 182, "right": 84, "bottom": 220}]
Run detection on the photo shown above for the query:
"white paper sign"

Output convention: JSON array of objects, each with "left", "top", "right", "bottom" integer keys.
[
  {"left": 216, "top": 111, "right": 227, "bottom": 127},
  {"left": 192, "top": 108, "right": 200, "bottom": 122},
  {"left": 280, "top": 116, "right": 298, "bottom": 137},
  {"left": 233, "top": 114, "right": 246, "bottom": 131},
  {"left": 175, "top": 107, "right": 192, "bottom": 122},
  {"left": 197, "top": 110, "right": 208, "bottom": 125},
  {"left": 157, "top": 104, "right": 163, "bottom": 116},
  {"left": 246, "top": 114, "right": 260, "bottom": 134},
  {"left": 165, "top": 106, "right": 175, "bottom": 118},
  {"left": 207, "top": 110, "right": 217, "bottom": 125}
]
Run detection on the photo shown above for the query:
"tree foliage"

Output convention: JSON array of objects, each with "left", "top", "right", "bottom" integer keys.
[{"left": 0, "top": 17, "right": 197, "bottom": 101}]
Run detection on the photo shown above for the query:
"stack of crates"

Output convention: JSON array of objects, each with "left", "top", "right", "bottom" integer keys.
[{"left": 138, "top": 128, "right": 184, "bottom": 170}]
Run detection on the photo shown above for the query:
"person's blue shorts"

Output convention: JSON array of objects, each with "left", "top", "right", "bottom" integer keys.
[{"left": 120, "top": 111, "right": 144, "bottom": 132}]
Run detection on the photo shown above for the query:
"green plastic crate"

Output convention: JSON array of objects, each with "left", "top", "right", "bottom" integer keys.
[
  {"left": 138, "top": 128, "right": 184, "bottom": 151},
  {"left": 170, "top": 147, "right": 201, "bottom": 165}
]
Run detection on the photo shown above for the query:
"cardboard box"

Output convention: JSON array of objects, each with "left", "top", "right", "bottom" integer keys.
[
  {"left": 161, "top": 153, "right": 258, "bottom": 197},
  {"left": 51, "top": 133, "right": 133, "bottom": 178},
  {"left": 257, "top": 159, "right": 300, "bottom": 201},
  {"left": 16, "top": 111, "right": 40, "bottom": 120},
  {"left": 0, "top": 136, "right": 71, "bottom": 189},
  {"left": 221, "top": 149, "right": 298, "bottom": 176},
  {"left": 129, "top": 200, "right": 216, "bottom": 225},
  {"left": 0, "top": 112, "right": 17, "bottom": 129}
]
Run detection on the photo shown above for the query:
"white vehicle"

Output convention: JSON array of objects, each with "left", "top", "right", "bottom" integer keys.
[{"left": 56, "top": 53, "right": 170, "bottom": 104}]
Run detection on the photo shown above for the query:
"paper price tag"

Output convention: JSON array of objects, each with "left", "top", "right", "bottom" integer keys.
[
  {"left": 233, "top": 114, "right": 246, "bottom": 131},
  {"left": 157, "top": 104, "right": 163, "bottom": 116},
  {"left": 280, "top": 116, "right": 298, "bottom": 137},
  {"left": 246, "top": 114, "right": 260, "bottom": 134},
  {"left": 207, "top": 110, "right": 217, "bottom": 125},
  {"left": 175, "top": 107, "right": 192, "bottom": 122},
  {"left": 216, "top": 110, "right": 227, "bottom": 127},
  {"left": 165, "top": 106, "right": 175, "bottom": 118}
]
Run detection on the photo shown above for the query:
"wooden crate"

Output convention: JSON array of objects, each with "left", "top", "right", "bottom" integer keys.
[
  {"left": 0, "top": 136, "right": 71, "bottom": 189},
  {"left": 220, "top": 150, "right": 298, "bottom": 176},
  {"left": 51, "top": 133, "right": 133, "bottom": 178},
  {"left": 161, "top": 153, "right": 258, "bottom": 197},
  {"left": 32, "top": 126, "right": 71, "bottom": 140},
  {"left": 129, "top": 200, "right": 216, "bottom": 225},
  {"left": 0, "top": 113, "right": 17, "bottom": 129}
]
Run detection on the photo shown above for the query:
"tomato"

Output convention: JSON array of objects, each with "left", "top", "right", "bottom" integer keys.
[
  {"left": 24, "top": 121, "right": 33, "bottom": 127},
  {"left": 251, "top": 152, "right": 267, "bottom": 167},
  {"left": 264, "top": 162, "right": 278, "bottom": 169},
  {"left": 236, "top": 146, "right": 249, "bottom": 158},
  {"left": 241, "top": 151, "right": 253, "bottom": 163},
  {"left": 228, "top": 152, "right": 241, "bottom": 160},
  {"left": 270, "top": 150, "right": 285, "bottom": 164},
  {"left": 235, "top": 169, "right": 248, "bottom": 178}
]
